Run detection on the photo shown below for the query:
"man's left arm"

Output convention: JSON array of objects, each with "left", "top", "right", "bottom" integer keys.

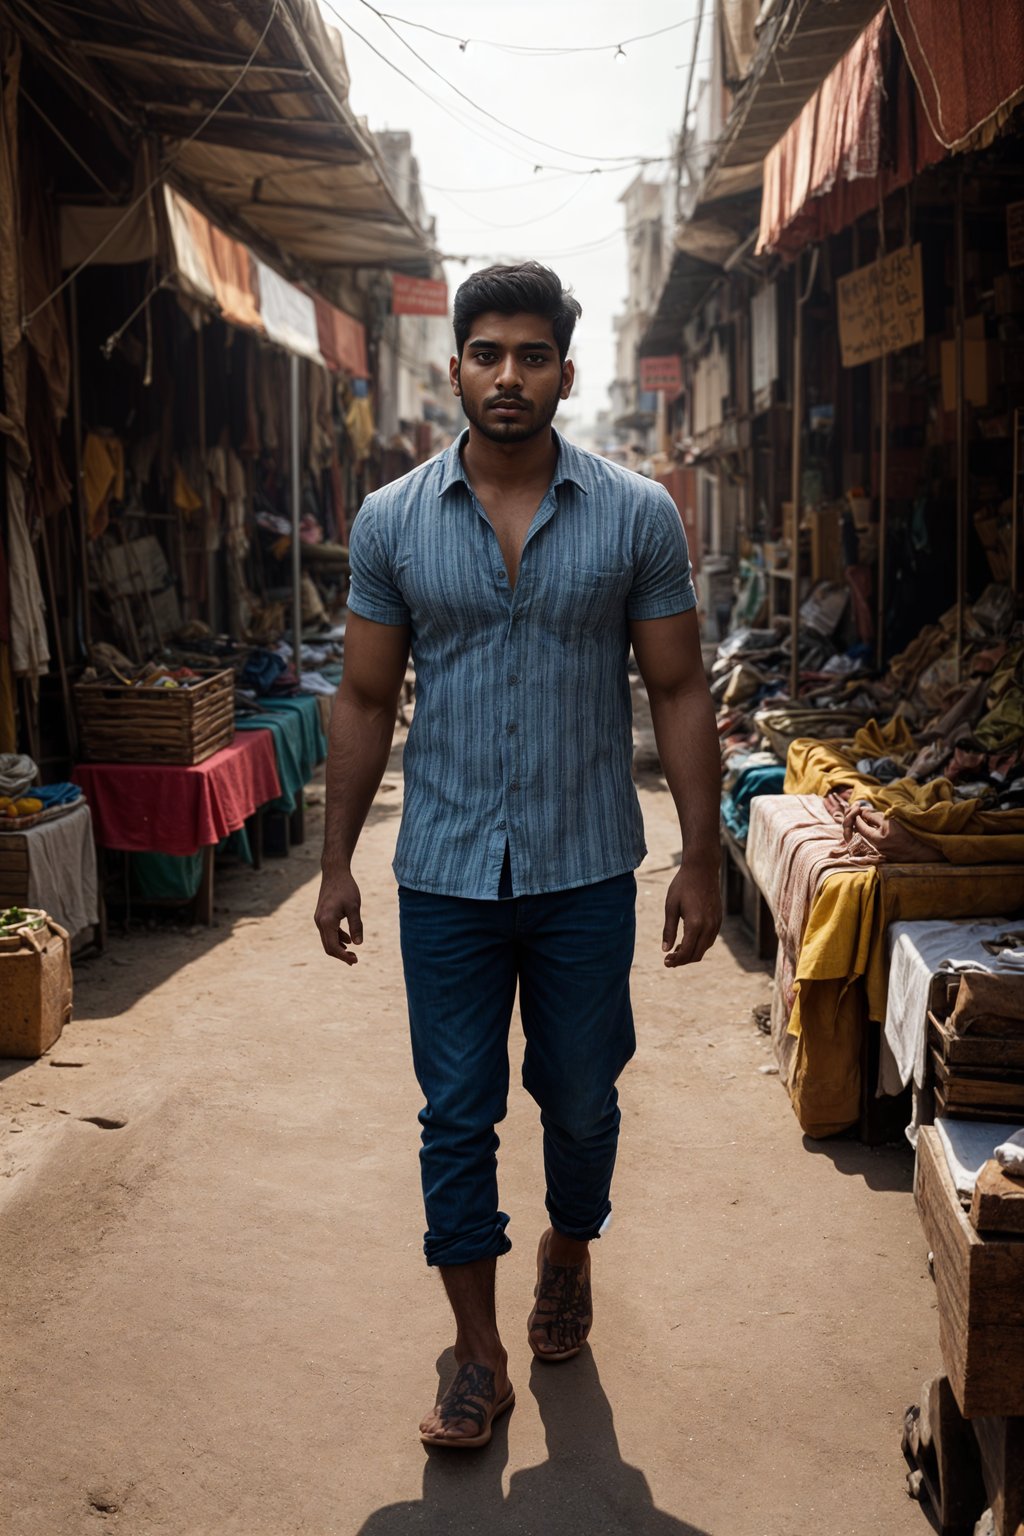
[{"left": 630, "top": 608, "right": 723, "bottom": 967}]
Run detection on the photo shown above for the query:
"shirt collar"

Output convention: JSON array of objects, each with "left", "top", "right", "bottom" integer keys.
[{"left": 437, "top": 427, "right": 590, "bottom": 497}]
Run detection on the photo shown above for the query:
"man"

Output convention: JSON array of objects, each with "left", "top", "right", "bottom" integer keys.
[{"left": 315, "top": 262, "right": 722, "bottom": 1449}]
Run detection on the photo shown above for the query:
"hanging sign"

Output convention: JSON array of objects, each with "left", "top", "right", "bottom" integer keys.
[
  {"left": 836, "top": 243, "right": 924, "bottom": 368},
  {"left": 1007, "top": 202, "right": 1024, "bottom": 269},
  {"left": 639, "top": 354, "right": 683, "bottom": 393},
  {"left": 391, "top": 274, "right": 449, "bottom": 316}
]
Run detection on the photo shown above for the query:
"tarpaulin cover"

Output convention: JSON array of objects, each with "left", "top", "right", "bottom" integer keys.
[
  {"left": 889, "top": 0, "right": 1024, "bottom": 151},
  {"left": 165, "top": 188, "right": 368, "bottom": 374},
  {"left": 757, "top": 9, "right": 944, "bottom": 259},
  {"left": 164, "top": 187, "right": 263, "bottom": 333},
  {"left": 73, "top": 730, "right": 280, "bottom": 856},
  {"left": 315, "top": 294, "right": 369, "bottom": 379},
  {"left": 255, "top": 259, "right": 322, "bottom": 363},
  {"left": 60, "top": 201, "right": 157, "bottom": 270}
]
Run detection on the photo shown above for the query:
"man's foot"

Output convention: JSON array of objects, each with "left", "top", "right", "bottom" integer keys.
[
  {"left": 419, "top": 1360, "right": 515, "bottom": 1449},
  {"left": 527, "top": 1227, "right": 593, "bottom": 1362}
]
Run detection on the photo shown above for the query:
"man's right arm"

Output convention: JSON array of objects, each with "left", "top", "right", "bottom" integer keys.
[{"left": 315, "top": 613, "right": 410, "bottom": 965}]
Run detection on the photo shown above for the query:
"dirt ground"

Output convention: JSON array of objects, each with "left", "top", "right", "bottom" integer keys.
[{"left": 1, "top": 735, "right": 940, "bottom": 1536}]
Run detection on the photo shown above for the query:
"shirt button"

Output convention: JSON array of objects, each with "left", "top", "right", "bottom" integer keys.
[
  {"left": 496, "top": 571, "right": 507, "bottom": 583},
  {"left": 509, "top": 675, "right": 519, "bottom": 686},
  {"left": 497, "top": 820, "right": 506, "bottom": 831},
  {"left": 509, "top": 781, "right": 519, "bottom": 792},
  {"left": 506, "top": 722, "right": 517, "bottom": 734}
]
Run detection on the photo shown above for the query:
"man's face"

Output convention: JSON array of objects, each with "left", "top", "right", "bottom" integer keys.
[{"left": 450, "top": 311, "right": 574, "bottom": 445}]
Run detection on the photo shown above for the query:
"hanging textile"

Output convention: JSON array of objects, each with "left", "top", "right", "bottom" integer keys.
[
  {"left": 164, "top": 187, "right": 263, "bottom": 333},
  {"left": 255, "top": 259, "right": 321, "bottom": 361},
  {"left": 315, "top": 294, "right": 369, "bottom": 379},
  {"left": 6, "top": 468, "right": 50, "bottom": 681},
  {"left": 889, "top": 0, "right": 1024, "bottom": 152}
]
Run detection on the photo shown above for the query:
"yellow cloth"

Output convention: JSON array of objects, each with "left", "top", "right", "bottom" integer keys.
[
  {"left": 785, "top": 720, "right": 1024, "bottom": 862},
  {"left": 344, "top": 396, "right": 374, "bottom": 463},
  {"left": 172, "top": 462, "right": 203, "bottom": 516},
  {"left": 782, "top": 716, "right": 1024, "bottom": 1136},
  {"left": 789, "top": 863, "right": 1024, "bottom": 1137},
  {"left": 82, "top": 433, "right": 124, "bottom": 538}
]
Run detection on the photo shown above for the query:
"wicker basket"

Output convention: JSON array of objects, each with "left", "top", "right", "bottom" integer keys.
[{"left": 74, "top": 670, "right": 235, "bottom": 765}]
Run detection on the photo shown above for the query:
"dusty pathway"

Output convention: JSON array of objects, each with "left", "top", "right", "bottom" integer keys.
[{"left": 1, "top": 738, "right": 937, "bottom": 1535}]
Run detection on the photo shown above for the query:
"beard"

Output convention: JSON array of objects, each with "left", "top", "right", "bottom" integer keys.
[{"left": 458, "top": 376, "right": 563, "bottom": 444}]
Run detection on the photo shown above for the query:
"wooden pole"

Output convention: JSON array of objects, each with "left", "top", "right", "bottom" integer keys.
[
  {"left": 69, "top": 277, "right": 91, "bottom": 654},
  {"left": 955, "top": 168, "right": 966, "bottom": 683},
  {"left": 789, "top": 254, "right": 804, "bottom": 701},
  {"left": 196, "top": 325, "right": 215, "bottom": 632},
  {"left": 290, "top": 353, "right": 302, "bottom": 672},
  {"left": 877, "top": 353, "right": 888, "bottom": 668}
]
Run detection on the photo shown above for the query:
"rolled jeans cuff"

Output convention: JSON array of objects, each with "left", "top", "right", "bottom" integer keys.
[
  {"left": 424, "top": 1213, "right": 512, "bottom": 1268},
  {"left": 546, "top": 1198, "right": 613, "bottom": 1243}
]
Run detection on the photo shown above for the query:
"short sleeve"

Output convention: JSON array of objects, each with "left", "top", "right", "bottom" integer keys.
[
  {"left": 626, "top": 484, "right": 697, "bottom": 621},
  {"left": 346, "top": 497, "right": 411, "bottom": 626}
]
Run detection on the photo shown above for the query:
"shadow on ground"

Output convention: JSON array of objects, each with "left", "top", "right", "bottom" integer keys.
[
  {"left": 68, "top": 779, "right": 399, "bottom": 1023},
  {"left": 801, "top": 1133, "right": 915, "bottom": 1193},
  {"left": 356, "top": 1348, "right": 711, "bottom": 1536}
]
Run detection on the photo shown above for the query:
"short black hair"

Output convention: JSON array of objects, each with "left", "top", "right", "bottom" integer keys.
[{"left": 453, "top": 261, "right": 582, "bottom": 363}]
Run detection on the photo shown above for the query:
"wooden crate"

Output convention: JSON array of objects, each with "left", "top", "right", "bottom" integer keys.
[
  {"left": 75, "top": 670, "right": 235, "bottom": 765},
  {"left": 915, "top": 1126, "right": 1024, "bottom": 1417}
]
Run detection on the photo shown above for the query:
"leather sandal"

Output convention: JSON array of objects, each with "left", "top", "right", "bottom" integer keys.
[
  {"left": 420, "top": 1362, "right": 515, "bottom": 1449},
  {"left": 527, "top": 1227, "right": 593, "bottom": 1362}
]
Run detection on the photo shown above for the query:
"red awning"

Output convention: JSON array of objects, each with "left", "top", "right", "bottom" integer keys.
[
  {"left": 314, "top": 295, "right": 369, "bottom": 380},
  {"left": 757, "top": 9, "right": 943, "bottom": 260},
  {"left": 889, "top": 0, "right": 1024, "bottom": 152}
]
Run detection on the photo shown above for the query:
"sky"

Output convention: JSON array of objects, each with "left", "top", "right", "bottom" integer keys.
[{"left": 316, "top": 0, "right": 709, "bottom": 432}]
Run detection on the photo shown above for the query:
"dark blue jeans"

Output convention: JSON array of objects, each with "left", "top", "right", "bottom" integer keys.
[{"left": 398, "top": 872, "right": 637, "bottom": 1267}]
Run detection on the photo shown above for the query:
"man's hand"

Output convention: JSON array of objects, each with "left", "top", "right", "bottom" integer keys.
[
  {"left": 315, "top": 870, "right": 364, "bottom": 965},
  {"left": 661, "top": 861, "right": 722, "bottom": 968}
]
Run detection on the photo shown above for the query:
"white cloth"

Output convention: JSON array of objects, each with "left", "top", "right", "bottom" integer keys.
[
  {"left": 255, "top": 260, "right": 323, "bottom": 363},
  {"left": 23, "top": 800, "right": 99, "bottom": 939},
  {"left": 881, "top": 918, "right": 1019, "bottom": 1102},
  {"left": 995, "top": 1128, "right": 1024, "bottom": 1175},
  {"left": 298, "top": 671, "right": 337, "bottom": 697},
  {"left": 935, "top": 1116, "right": 1024, "bottom": 1196}
]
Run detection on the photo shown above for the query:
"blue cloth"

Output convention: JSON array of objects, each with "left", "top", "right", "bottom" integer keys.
[
  {"left": 721, "top": 763, "right": 787, "bottom": 844},
  {"left": 235, "top": 695, "right": 325, "bottom": 814},
  {"left": 35, "top": 782, "right": 83, "bottom": 808},
  {"left": 241, "top": 650, "right": 288, "bottom": 696},
  {"left": 348, "top": 428, "right": 696, "bottom": 899},
  {"left": 398, "top": 871, "right": 637, "bottom": 1267}
]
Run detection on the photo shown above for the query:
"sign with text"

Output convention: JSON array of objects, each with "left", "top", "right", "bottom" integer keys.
[
  {"left": 837, "top": 244, "right": 924, "bottom": 368},
  {"left": 391, "top": 274, "right": 449, "bottom": 316},
  {"left": 639, "top": 354, "right": 683, "bottom": 393}
]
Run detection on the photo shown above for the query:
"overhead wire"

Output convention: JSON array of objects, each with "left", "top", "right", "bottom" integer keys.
[
  {"left": 375, "top": 13, "right": 696, "bottom": 56},
  {"left": 21, "top": 0, "right": 282, "bottom": 329},
  {"left": 351, "top": 0, "right": 666, "bottom": 164},
  {"left": 322, "top": 0, "right": 677, "bottom": 177}
]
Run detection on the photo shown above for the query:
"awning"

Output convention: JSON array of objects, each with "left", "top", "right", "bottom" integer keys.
[
  {"left": 164, "top": 187, "right": 368, "bottom": 376},
  {"left": 13, "top": 0, "right": 436, "bottom": 298},
  {"left": 638, "top": 250, "right": 722, "bottom": 358},
  {"left": 700, "top": 0, "right": 886, "bottom": 204},
  {"left": 255, "top": 259, "right": 320, "bottom": 362},
  {"left": 889, "top": 0, "right": 1024, "bottom": 152},
  {"left": 756, "top": 9, "right": 943, "bottom": 259}
]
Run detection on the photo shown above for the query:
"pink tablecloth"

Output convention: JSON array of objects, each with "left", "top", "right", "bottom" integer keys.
[{"left": 73, "top": 731, "right": 281, "bottom": 856}]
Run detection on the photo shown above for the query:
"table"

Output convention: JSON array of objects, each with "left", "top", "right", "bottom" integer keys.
[
  {"left": 235, "top": 693, "right": 327, "bottom": 843},
  {"left": 0, "top": 800, "right": 100, "bottom": 942},
  {"left": 74, "top": 732, "right": 281, "bottom": 923}
]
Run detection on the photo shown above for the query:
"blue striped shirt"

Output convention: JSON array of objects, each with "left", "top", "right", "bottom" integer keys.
[{"left": 347, "top": 428, "right": 696, "bottom": 898}]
